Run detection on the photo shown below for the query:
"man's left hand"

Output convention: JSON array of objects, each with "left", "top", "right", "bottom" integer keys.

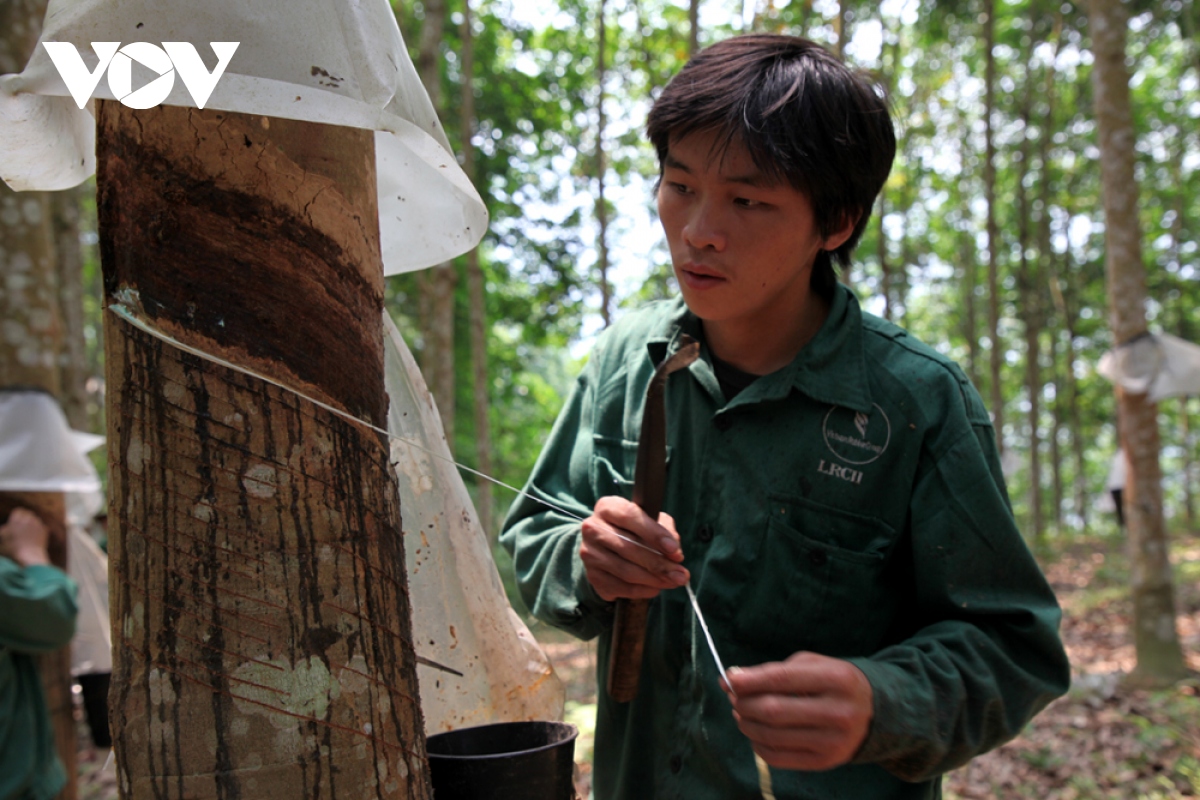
[{"left": 723, "top": 651, "right": 873, "bottom": 771}]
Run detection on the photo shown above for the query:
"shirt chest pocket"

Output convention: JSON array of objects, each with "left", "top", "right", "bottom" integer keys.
[{"left": 733, "top": 495, "right": 895, "bottom": 659}]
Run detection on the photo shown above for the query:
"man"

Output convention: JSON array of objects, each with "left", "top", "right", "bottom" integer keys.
[
  {"left": 1, "top": 507, "right": 78, "bottom": 800},
  {"left": 501, "top": 34, "right": 1069, "bottom": 799}
]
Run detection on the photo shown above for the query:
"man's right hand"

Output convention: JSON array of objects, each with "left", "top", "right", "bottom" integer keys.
[
  {"left": 0, "top": 508, "right": 52, "bottom": 568},
  {"left": 580, "top": 496, "right": 689, "bottom": 601}
]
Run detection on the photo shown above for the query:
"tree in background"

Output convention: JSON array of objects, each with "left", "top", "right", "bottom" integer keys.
[{"left": 1087, "top": 0, "right": 1188, "bottom": 687}]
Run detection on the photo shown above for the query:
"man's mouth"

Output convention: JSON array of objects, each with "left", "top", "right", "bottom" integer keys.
[{"left": 679, "top": 263, "right": 726, "bottom": 290}]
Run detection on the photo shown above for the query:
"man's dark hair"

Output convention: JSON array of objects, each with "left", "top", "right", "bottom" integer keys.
[{"left": 647, "top": 34, "right": 896, "bottom": 295}]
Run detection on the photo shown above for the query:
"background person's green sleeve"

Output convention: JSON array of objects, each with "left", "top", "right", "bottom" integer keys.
[
  {"left": 848, "top": 422, "right": 1071, "bottom": 782},
  {"left": 0, "top": 559, "right": 78, "bottom": 653}
]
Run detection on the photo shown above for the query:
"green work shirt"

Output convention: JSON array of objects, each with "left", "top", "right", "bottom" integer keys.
[
  {"left": 1, "top": 558, "right": 78, "bottom": 800},
  {"left": 501, "top": 285, "right": 1070, "bottom": 799}
]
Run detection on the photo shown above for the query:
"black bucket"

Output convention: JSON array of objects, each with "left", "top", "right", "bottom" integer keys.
[{"left": 426, "top": 720, "right": 579, "bottom": 800}]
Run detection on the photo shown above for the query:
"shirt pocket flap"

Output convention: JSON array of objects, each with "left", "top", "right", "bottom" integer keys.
[{"left": 767, "top": 493, "right": 895, "bottom": 558}]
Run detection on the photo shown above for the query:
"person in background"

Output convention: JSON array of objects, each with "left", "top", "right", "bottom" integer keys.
[
  {"left": 0, "top": 507, "right": 78, "bottom": 800},
  {"left": 1106, "top": 448, "right": 1127, "bottom": 529}
]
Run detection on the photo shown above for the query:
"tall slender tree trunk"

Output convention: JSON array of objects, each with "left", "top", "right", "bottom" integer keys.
[
  {"left": 689, "top": 0, "right": 701, "bottom": 56},
  {"left": 1087, "top": 0, "right": 1187, "bottom": 686},
  {"left": 51, "top": 187, "right": 89, "bottom": 431},
  {"left": 0, "top": 4, "right": 78, "bottom": 797},
  {"left": 460, "top": 0, "right": 493, "bottom": 536},
  {"left": 1053, "top": 248, "right": 1089, "bottom": 531},
  {"left": 97, "top": 102, "right": 430, "bottom": 797},
  {"left": 983, "top": 0, "right": 1005, "bottom": 455},
  {"left": 1183, "top": 396, "right": 1195, "bottom": 531},
  {"left": 834, "top": 0, "right": 848, "bottom": 60},
  {"left": 955, "top": 90, "right": 980, "bottom": 387},
  {"left": 1038, "top": 14, "right": 1064, "bottom": 533},
  {"left": 415, "top": 0, "right": 458, "bottom": 451},
  {"left": 1169, "top": 140, "right": 1195, "bottom": 533},
  {"left": 595, "top": 0, "right": 612, "bottom": 328},
  {"left": 1015, "top": 59, "right": 1043, "bottom": 545}
]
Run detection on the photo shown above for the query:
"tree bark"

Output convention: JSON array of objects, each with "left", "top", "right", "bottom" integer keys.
[
  {"left": 460, "top": 0, "right": 494, "bottom": 536},
  {"left": 415, "top": 0, "right": 458, "bottom": 452},
  {"left": 1087, "top": 0, "right": 1187, "bottom": 686},
  {"left": 97, "top": 102, "right": 429, "bottom": 798}
]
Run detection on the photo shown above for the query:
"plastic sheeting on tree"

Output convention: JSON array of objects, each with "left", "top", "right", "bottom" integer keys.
[
  {"left": 0, "top": 390, "right": 102, "bottom": 493},
  {"left": 1097, "top": 333, "right": 1200, "bottom": 401},
  {"left": 0, "top": 0, "right": 487, "bottom": 275},
  {"left": 69, "top": 522, "right": 112, "bottom": 676},
  {"left": 384, "top": 314, "right": 564, "bottom": 733}
]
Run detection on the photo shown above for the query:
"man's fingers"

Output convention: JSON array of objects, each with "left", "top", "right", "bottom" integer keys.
[
  {"left": 726, "top": 652, "right": 856, "bottom": 698},
  {"left": 584, "top": 533, "right": 685, "bottom": 588},
  {"left": 593, "top": 497, "right": 683, "bottom": 561},
  {"left": 582, "top": 515, "right": 688, "bottom": 582},
  {"left": 732, "top": 692, "right": 841, "bottom": 729}
]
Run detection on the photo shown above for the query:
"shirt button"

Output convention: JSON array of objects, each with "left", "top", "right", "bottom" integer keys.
[
  {"left": 809, "top": 550, "right": 828, "bottom": 567},
  {"left": 670, "top": 754, "right": 683, "bottom": 773},
  {"left": 714, "top": 415, "right": 732, "bottom": 432},
  {"left": 697, "top": 524, "right": 713, "bottom": 543}
]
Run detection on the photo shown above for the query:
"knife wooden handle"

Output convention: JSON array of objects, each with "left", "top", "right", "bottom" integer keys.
[
  {"left": 604, "top": 336, "right": 699, "bottom": 704},
  {"left": 607, "top": 597, "right": 651, "bottom": 702}
]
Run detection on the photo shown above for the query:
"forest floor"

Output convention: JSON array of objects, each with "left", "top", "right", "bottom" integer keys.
[
  {"left": 537, "top": 528, "right": 1200, "bottom": 799},
  {"left": 73, "top": 529, "right": 1199, "bottom": 799}
]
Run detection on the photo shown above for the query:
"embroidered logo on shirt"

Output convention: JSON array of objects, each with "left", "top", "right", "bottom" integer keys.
[{"left": 822, "top": 404, "right": 891, "bottom": 465}]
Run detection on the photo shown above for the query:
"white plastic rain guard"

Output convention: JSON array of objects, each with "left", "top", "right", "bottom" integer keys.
[
  {"left": 0, "top": 0, "right": 488, "bottom": 275},
  {"left": 0, "top": 391, "right": 102, "bottom": 494},
  {"left": 0, "top": 0, "right": 563, "bottom": 732},
  {"left": 385, "top": 315, "right": 564, "bottom": 731},
  {"left": 1098, "top": 333, "right": 1200, "bottom": 401}
]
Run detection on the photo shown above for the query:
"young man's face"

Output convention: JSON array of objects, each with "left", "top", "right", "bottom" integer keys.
[{"left": 656, "top": 130, "right": 850, "bottom": 332}]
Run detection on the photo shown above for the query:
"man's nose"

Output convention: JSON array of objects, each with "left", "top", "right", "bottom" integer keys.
[{"left": 683, "top": 201, "right": 727, "bottom": 251}]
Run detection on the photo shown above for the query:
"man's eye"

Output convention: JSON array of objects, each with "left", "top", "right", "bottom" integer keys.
[
  {"left": 734, "top": 197, "right": 762, "bottom": 208},
  {"left": 670, "top": 182, "right": 692, "bottom": 195}
]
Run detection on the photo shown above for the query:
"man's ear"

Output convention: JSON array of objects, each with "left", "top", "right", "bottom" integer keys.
[{"left": 823, "top": 211, "right": 861, "bottom": 252}]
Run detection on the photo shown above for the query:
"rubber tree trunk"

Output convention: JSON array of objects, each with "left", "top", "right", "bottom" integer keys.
[
  {"left": 1087, "top": 0, "right": 1187, "bottom": 687},
  {"left": 97, "top": 102, "right": 430, "bottom": 798}
]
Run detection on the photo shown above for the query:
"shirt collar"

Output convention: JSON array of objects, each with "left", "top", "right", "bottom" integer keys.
[{"left": 645, "top": 284, "right": 873, "bottom": 413}]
